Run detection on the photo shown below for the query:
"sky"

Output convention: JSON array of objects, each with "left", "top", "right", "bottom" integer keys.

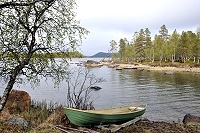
[{"left": 76, "top": 0, "right": 200, "bottom": 56}]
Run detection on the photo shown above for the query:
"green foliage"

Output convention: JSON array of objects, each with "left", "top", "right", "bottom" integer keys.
[
  {"left": 118, "top": 38, "right": 127, "bottom": 60},
  {"left": 0, "top": 0, "right": 88, "bottom": 111},
  {"left": 134, "top": 29, "right": 146, "bottom": 62},
  {"left": 144, "top": 28, "right": 153, "bottom": 61},
  {"left": 159, "top": 24, "right": 169, "bottom": 41},
  {"left": 109, "top": 40, "right": 118, "bottom": 59},
  {"left": 111, "top": 24, "right": 200, "bottom": 65},
  {"left": 32, "top": 51, "right": 85, "bottom": 58},
  {"left": 0, "top": 0, "right": 88, "bottom": 84},
  {"left": 168, "top": 29, "right": 180, "bottom": 63},
  {"left": 154, "top": 35, "right": 165, "bottom": 64}
]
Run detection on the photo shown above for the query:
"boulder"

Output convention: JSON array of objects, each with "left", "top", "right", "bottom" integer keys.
[
  {"left": 4, "top": 116, "right": 29, "bottom": 129},
  {"left": 5, "top": 89, "right": 31, "bottom": 111},
  {"left": 183, "top": 114, "right": 200, "bottom": 124},
  {"left": 86, "top": 60, "right": 99, "bottom": 64},
  {"left": 90, "top": 86, "right": 102, "bottom": 91}
]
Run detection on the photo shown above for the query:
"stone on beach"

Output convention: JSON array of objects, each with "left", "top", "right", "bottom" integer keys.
[
  {"left": 164, "top": 71, "right": 174, "bottom": 75},
  {"left": 183, "top": 114, "right": 200, "bottom": 125},
  {"left": 5, "top": 89, "right": 31, "bottom": 111},
  {"left": 4, "top": 116, "right": 29, "bottom": 129}
]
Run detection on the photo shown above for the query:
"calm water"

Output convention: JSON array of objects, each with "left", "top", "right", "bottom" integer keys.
[{"left": 1, "top": 58, "right": 200, "bottom": 122}]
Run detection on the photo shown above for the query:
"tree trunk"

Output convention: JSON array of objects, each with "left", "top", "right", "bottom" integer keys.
[
  {"left": 152, "top": 50, "right": 154, "bottom": 63},
  {"left": 152, "top": 58, "right": 154, "bottom": 63},
  {"left": 164, "top": 57, "right": 167, "bottom": 62},
  {"left": 0, "top": 66, "right": 20, "bottom": 112},
  {"left": 193, "top": 57, "right": 196, "bottom": 63},
  {"left": 184, "top": 57, "right": 186, "bottom": 63},
  {"left": 160, "top": 57, "right": 162, "bottom": 66}
]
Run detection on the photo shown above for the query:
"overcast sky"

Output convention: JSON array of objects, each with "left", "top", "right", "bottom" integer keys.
[{"left": 76, "top": 0, "right": 200, "bottom": 56}]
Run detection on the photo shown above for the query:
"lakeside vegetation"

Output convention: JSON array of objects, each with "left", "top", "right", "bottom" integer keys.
[
  {"left": 0, "top": 101, "right": 64, "bottom": 132},
  {"left": 110, "top": 25, "right": 200, "bottom": 66},
  {"left": 0, "top": 51, "right": 85, "bottom": 59},
  {"left": 32, "top": 51, "right": 85, "bottom": 58},
  {"left": 1, "top": 101, "right": 199, "bottom": 133}
]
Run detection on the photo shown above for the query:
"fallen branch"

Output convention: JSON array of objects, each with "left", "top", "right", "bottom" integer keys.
[
  {"left": 53, "top": 125, "right": 70, "bottom": 133},
  {"left": 96, "top": 117, "right": 142, "bottom": 132},
  {"left": 53, "top": 125, "right": 100, "bottom": 133}
]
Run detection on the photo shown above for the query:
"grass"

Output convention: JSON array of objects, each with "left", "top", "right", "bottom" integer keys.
[{"left": 0, "top": 100, "right": 67, "bottom": 133}]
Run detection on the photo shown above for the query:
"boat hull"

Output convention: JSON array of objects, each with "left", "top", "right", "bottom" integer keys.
[{"left": 64, "top": 104, "right": 146, "bottom": 127}]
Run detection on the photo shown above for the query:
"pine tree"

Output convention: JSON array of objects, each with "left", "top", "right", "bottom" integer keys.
[
  {"left": 109, "top": 40, "right": 118, "bottom": 59},
  {"left": 159, "top": 24, "right": 169, "bottom": 62},
  {"left": 178, "top": 31, "right": 189, "bottom": 63},
  {"left": 168, "top": 29, "right": 180, "bottom": 63},
  {"left": 134, "top": 29, "right": 145, "bottom": 62},
  {"left": 144, "top": 28, "right": 152, "bottom": 62},
  {"left": 118, "top": 38, "right": 126, "bottom": 61},
  {"left": 154, "top": 35, "right": 165, "bottom": 65}
]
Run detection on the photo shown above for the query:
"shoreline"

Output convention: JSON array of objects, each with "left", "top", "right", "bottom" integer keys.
[
  {"left": 1, "top": 90, "right": 200, "bottom": 132},
  {"left": 116, "top": 63, "right": 200, "bottom": 73},
  {"left": 82, "top": 59, "right": 200, "bottom": 73}
]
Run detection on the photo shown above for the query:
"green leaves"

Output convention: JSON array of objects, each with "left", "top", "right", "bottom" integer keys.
[
  {"left": 0, "top": 0, "right": 88, "bottom": 86},
  {"left": 112, "top": 24, "right": 200, "bottom": 64}
]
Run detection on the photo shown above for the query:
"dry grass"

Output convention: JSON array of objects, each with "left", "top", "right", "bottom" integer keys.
[{"left": 0, "top": 101, "right": 66, "bottom": 133}]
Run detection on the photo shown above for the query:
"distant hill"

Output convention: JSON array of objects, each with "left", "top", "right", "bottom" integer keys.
[{"left": 89, "top": 52, "right": 112, "bottom": 58}]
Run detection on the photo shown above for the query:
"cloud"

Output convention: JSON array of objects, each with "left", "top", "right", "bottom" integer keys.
[{"left": 76, "top": 0, "right": 200, "bottom": 55}]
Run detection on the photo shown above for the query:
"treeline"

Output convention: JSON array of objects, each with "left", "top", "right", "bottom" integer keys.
[
  {"left": 1, "top": 51, "right": 85, "bottom": 58},
  {"left": 110, "top": 25, "right": 200, "bottom": 65},
  {"left": 32, "top": 51, "right": 85, "bottom": 58}
]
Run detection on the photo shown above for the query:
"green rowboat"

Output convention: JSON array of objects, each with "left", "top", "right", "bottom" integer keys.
[{"left": 64, "top": 103, "right": 146, "bottom": 127}]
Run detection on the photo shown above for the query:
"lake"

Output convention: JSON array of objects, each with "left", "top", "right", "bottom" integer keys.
[{"left": 1, "top": 58, "right": 200, "bottom": 123}]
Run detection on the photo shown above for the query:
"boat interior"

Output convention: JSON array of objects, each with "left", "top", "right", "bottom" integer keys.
[{"left": 65, "top": 103, "right": 146, "bottom": 114}]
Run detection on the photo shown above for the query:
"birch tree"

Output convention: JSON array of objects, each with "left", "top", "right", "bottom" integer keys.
[{"left": 0, "top": 0, "right": 88, "bottom": 111}]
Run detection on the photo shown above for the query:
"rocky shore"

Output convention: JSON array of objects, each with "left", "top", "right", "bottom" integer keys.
[
  {"left": 116, "top": 115, "right": 200, "bottom": 133},
  {"left": 117, "top": 63, "right": 200, "bottom": 73},
  {"left": 88, "top": 59, "right": 200, "bottom": 73},
  {"left": 83, "top": 59, "right": 200, "bottom": 73}
]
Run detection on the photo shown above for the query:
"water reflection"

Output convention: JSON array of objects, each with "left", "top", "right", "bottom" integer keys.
[{"left": 107, "top": 69, "right": 200, "bottom": 122}]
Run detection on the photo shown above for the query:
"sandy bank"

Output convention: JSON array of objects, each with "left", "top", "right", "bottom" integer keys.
[{"left": 117, "top": 63, "right": 200, "bottom": 73}]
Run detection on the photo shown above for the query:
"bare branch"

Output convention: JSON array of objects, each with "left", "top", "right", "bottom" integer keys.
[
  {"left": 66, "top": 67, "right": 105, "bottom": 110},
  {"left": 0, "top": 0, "right": 55, "bottom": 9}
]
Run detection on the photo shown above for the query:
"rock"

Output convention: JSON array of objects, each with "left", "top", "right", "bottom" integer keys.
[
  {"left": 164, "top": 71, "right": 174, "bottom": 75},
  {"left": 139, "top": 68, "right": 145, "bottom": 71},
  {"left": 183, "top": 114, "right": 200, "bottom": 124},
  {"left": 90, "top": 86, "right": 102, "bottom": 91},
  {"left": 4, "top": 116, "right": 29, "bottom": 129},
  {"left": 86, "top": 60, "right": 99, "bottom": 64},
  {"left": 5, "top": 89, "right": 31, "bottom": 111},
  {"left": 84, "top": 60, "right": 104, "bottom": 67}
]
